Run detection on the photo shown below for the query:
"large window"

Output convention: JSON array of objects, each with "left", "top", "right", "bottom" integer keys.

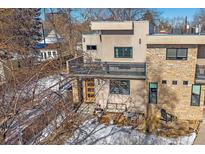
[
  {"left": 52, "top": 51, "right": 57, "bottom": 57},
  {"left": 149, "top": 82, "right": 158, "bottom": 104},
  {"left": 191, "top": 84, "right": 201, "bottom": 106},
  {"left": 110, "top": 80, "right": 130, "bottom": 95},
  {"left": 166, "top": 48, "right": 188, "bottom": 60},
  {"left": 114, "top": 47, "right": 133, "bottom": 58},
  {"left": 197, "top": 45, "right": 205, "bottom": 58},
  {"left": 87, "top": 45, "right": 97, "bottom": 50}
]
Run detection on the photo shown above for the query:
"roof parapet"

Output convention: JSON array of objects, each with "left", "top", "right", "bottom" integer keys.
[
  {"left": 147, "top": 35, "right": 205, "bottom": 45},
  {"left": 91, "top": 21, "right": 133, "bottom": 30}
]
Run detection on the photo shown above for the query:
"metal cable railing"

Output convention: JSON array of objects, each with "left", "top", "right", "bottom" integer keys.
[{"left": 67, "top": 57, "right": 146, "bottom": 78}]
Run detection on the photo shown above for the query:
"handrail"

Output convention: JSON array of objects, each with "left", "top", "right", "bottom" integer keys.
[{"left": 67, "top": 57, "right": 146, "bottom": 77}]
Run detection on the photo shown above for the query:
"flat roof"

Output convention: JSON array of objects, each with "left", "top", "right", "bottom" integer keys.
[
  {"left": 91, "top": 21, "right": 133, "bottom": 30},
  {"left": 147, "top": 35, "right": 205, "bottom": 44}
]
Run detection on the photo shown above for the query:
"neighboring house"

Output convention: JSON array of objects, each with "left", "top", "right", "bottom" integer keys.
[
  {"left": 67, "top": 21, "right": 205, "bottom": 121},
  {"left": 36, "top": 30, "right": 63, "bottom": 61}
]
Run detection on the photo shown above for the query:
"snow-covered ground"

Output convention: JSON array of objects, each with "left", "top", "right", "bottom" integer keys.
[
  {"left": 65, "top": 119, "right": 196, "bottom": 145},
  {"left": 4, "top": 74, "right": 72, "bottom": 144},
  {"left": 21, "top": 74, "right": 65, "bottom": 97},
  {"left": 29, "top": 113, "right": 66, "bottom": 144}
]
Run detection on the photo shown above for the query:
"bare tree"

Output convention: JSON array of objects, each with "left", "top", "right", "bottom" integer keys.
[
  {"left": 1, "top": 8, "right": 190, "bottom": 145},
  {"left": 193, "top": 9, "right": 205, "bottom": 32}
]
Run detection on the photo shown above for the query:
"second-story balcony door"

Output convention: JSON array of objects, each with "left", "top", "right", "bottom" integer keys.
[{"left": 85, "top": 79, "right": 95, "bottom": 103}]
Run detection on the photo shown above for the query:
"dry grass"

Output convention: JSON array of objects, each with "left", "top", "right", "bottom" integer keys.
[
  {"left": 37, "top": 112, "right": 201, "bottom": 144},
  {"left": 155, "top": 119, "right": 200, "bottom": 138},
  {"left": 98, "top": 112, "right": 146, "bottom": 132},
  {"left": 98, "top": 112, "right": 200, "bottom": 138}
]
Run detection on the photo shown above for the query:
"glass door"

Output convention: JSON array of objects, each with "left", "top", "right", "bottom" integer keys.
[
  {"left": 149, "top": 82, "right": 158, "bottom": 104},
  {"left": 85, "top": 79, "right": 95, "bottom": 102}
]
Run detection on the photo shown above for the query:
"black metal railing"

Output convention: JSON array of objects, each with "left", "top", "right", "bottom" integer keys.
[{"left": 67, "top": 56, "right": 146, "bottom": 78}]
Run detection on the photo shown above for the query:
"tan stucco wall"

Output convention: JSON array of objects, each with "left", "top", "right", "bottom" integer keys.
[
  {"left": 88, "top": 79, "right": 147, "bottom": 113},
  {"left": 82, "top": 34, "right": 104, "bottom": 61},
  {"left": 83, "top": 21, "right": 149, "bottom": 63},
  {"left": 146, "top": 46, "right": 204, "bottom": 120}
]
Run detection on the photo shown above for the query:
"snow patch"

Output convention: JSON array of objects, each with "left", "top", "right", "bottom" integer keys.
[
  {"left": 30, "top": 113, "right": 66, "bottom": 144},
  {"left": 65, "top": 119, "right": 196, "bottom": 145}
]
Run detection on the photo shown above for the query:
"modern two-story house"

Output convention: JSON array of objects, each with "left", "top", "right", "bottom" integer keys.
[{"left": 67, "top": 20, "right": 205, "bottom": 121}]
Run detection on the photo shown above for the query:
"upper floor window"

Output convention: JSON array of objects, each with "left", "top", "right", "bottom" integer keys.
[
  {"left": 87, "top": 45, "right": 97, "bottom": 50},
  {"left": 110, "top": 80, "right": 130, "bottom": 95},
  {"left": 197, "top": 45, "right": 205, "bottom": 58},
  {"left": 166, "top": 48, "right": 188, "bottom": 60},
  {"left": 114, "top": 47, "right": 133, "bottom": 58}
]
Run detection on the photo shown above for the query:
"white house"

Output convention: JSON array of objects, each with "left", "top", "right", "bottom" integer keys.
[{"left": 37, "top": 30, "right": 63, "bottom": 61}]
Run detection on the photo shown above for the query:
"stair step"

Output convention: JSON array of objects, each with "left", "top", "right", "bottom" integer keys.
[{"left": 78, "top": 103, "right": 95, "bottom": 114}]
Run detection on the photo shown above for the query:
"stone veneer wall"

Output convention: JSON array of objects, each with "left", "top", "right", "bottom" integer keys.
[{"left": 146, "top": 45, "right": 204, "bottom": 120}]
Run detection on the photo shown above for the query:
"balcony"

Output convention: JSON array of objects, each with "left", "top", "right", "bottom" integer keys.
[{"left": 67, "top": 56, "right": 146, "bottom": 79}]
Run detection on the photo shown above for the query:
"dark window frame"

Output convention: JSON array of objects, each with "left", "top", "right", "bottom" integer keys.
[
  {"left": 162, "top": 80, "right": 167, "bottom": 85},
  {"left": 139, "top": 38, "right": 141, "bottom": 44},
  {"left": 48, "top": 51, "right": 51, "bottom": 57},
  {"left": 109, "top": 80, "right": 130, "bottom": 95},
  {"left": 183, "top": 81, "right": 188, "bottom": 85},
  {"left": 44, "top": 52, "right": 47, "bottom": 59},
  {"left": 191, "top": 84, "right": 201, "bottom": 106},
  {"left": 149, "top": 82, "right": 158, "bottom": 104},
  {"left": 114, "top": 47, "right": 133, "bottom": 58},
  {"left": 172, "top": 80, "right": 177, "bottom": 85},
  {"left": 40, "top": 52, "right": 43, "bottom": 58},
  {"left": 86, "top": 45, "right": 97, "bottom": 50},
  {"left": 166, "top": 48, "right": 188, "bottom": 60}
]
